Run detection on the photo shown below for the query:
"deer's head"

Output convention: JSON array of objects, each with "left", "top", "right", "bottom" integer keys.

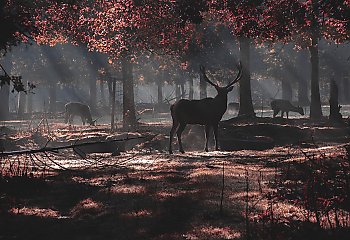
[{"left": 199, "top": 63, "right": 242, "bottom": 97}]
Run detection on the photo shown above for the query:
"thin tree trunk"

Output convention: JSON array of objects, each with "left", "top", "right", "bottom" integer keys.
[
  {"left": 100, "top": 80, "right": 106, "bottom": 108},
  {"left": 180, "top": 82, "right": 185, "bottom": 98},
  {"left": 48, "top": 83, "right": 56, "bottom": 113},
  {"left": 189, "top": 77, "right": 194, "bottom": 100},
  {"left": 309, "top": 36, "right": 322, "bottom": 119},
  {"left": 89, "top": 72, "right": 97, "bottom": 114},
  {"left": 175, "top": 83, "right": 181, "bottom": 101},
  {"left": 111, "top": 77, "right": 117, "bottom": 131},
  {"left": 282, "top": 79, "right": 292, "bottom": 102},
  {"left": 329, "top": 79, "right": 342, "bottom": 122},
  {"left": 157, "top": 76, "right": 163, "bottom": 104},
  {"left": 0, "top": 84, "right": 10, "bottom": 120},
  {"left": 0, "top": 56, "right": 12, "bottom": 120},
  {"left": 238, "top": 36, "right": 255, "bottom": 117},
  {"left": 107, "top": 77, "right": 113, "bottom": 109},
  {"left": 17, "top": 85, "right": 26, "bottom": 119},
  {"left": 122, "top": 57, "right": 136, "bottom": 129},
  {"left": 297, "top": 51, "right": 310, "bottom": 106},
  {"left": 199, "top": 72, "right": 207, "bottom": 99},
  {"left": 26, "top": 91, "right": 33, "bottom": 115},
  {"left": 342, "top": 73, "right": 349, "bottom": 104}
]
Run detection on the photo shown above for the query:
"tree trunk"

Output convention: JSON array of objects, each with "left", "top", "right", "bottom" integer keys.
[
  {"left": 298, "top": 78, "right": 309, "bottom": 106},
  {"left": 282, "top": 79, "right": 292, "bottom": 102},
  {"left": 157, "top": 76, "right": 163, "bottom": 104},
  {"left": 238, "top": 37, "right": 255, "bottom": 117},
  {"left": 297, "top": 51, "right": 310, "bottom": 106},
  {"left": 309, "top": 36, "right": 323, "bottom": 119},
  {"left": 48, "top": 83, "right": 56, "bottom": 113},
  {"left": 17, "top": 88, "right": 26, "bottom": 119},
  {"left": 111, "top": 77, "right": 117, "bottom": 131},
  {"left": 122, "top": 57, "right": 136, "bottom": 129},
  {"left": 175, "top": 83, "right": 181, "bottom": 101},
  {"left": 342, "top": 73, "right": 350, "bottom": 104},
  {"left": 180, "top": 82, "right": 185, "bottom": 99},
  {"left": 100, "top": 79, "right": 106, "bottom": 108},
  {"left": 0, "top": 84, "right": 10, "bottom": 120},
  {"left": 26, "top": 91, "right": 33, "bottom": 115},
  {"left": 188, "top": 77, "right": 194, "bottom": 100},
  {"left": 107, "top": 77, "right": 113, "bottom": 109},
  {"left": 329, "top": 79, "right": 342, "bottom": 122},
  {"left": 199, "top": 71, "right": 207, "bottom": 99},
  {"left": 0, "top": 56, "right": 12, "bottom": 120},
  {"left": 89, "top": 72, "right": 97, "bottom": 114}
]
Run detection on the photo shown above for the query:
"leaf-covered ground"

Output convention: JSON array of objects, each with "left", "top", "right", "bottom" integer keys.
[{"left": 1, "top": 118, "right": 350, "bottom": 239}]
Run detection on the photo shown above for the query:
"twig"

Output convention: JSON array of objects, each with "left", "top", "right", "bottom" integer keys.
[{"left": 0, "top": 136, "right": 146, "bottom": 157}]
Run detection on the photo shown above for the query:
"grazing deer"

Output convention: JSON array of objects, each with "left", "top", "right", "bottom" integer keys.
[
  {"left": 65, "top": 102, "right": 95, "bottom": 125},
  {"left": 169, "top": 64, "right": 242, "bottom": 154},
  {"left": 270, "top": 99, "right": 304, "bottom": 119}
]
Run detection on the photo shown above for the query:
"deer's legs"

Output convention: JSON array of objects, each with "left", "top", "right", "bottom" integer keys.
[
  {"left": 204, "top": 125, "right": 211, "bottom": 152},
  {"left": 69, "top": 114, "right": 74, "bottom": 124},
  {"left": 286, "top": 111, "right": 289, "bottom": 119},
  {"left": 177, "top": 123, "right": 186, "bottom": 153},
  {"left": 65, "top": 112, "right": 69, "bottom": 124},
  {"left": 213, "top": 124, "right": 219, "bottom": 151},
  {"left": 169, "top": 121, "right": 179, "bottom": 154},
  {"left": 81, "top": 116, "right": 86, "bottom": 125},
  {"left": 273, "top": 109, "right": 279, "bottom": 118}
]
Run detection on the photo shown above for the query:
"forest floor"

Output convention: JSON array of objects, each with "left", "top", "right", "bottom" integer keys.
[{"left": 1, "top": 116, "right": 350, "bottom": 240}]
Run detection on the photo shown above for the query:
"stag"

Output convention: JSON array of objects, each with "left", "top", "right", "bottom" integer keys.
[{"left": 169, "top": 64, "right": 242, "bottom": 154}]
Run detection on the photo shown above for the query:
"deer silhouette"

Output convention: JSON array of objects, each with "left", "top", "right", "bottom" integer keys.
[
  {"left": 270, "top": 99, "right": 304, "bottom": 119},
  {"left": 169, "top": 63, "right": 242, "bottom": 154}
]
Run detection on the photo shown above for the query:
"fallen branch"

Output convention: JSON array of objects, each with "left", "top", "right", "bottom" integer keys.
[{"left": 0, "top": 136, "right": 146, "bottom": 157}]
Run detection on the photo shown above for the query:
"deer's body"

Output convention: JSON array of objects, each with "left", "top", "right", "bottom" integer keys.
[
  {"left": 169, "top": 64, "right": 242, "bottom": 154},
  {"left": 270, "top": 99, "right": 304, "bottom": 119},
  {"left": 65, "top": 102, "right": 94, "bottom": 125}
]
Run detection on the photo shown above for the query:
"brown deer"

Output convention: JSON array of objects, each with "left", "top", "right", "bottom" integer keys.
[
  {"left": 65, "top": 102, "right": 95, "bottom": 125},
  {"left": 169, "top": 64, "right": 242, "bottom": 154},
  {"left": 270, "top": 99, "right": 304, "bottom": 119}
]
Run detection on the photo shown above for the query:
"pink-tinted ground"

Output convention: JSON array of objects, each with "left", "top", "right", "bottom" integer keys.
[{"left": 1, "top": 119, "right": 350, "bottom": 239}]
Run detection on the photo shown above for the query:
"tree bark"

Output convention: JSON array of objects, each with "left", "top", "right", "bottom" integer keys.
[
  {"left": 342, "top": 73, "right": 350, "bottom": 104},
  {"left": 309, "top": 36, "right": 323, "bottom": 119},
  {"left": 238, "top": 37, "right": 255, "bottom": 117},
  {"left": 188, "top": 77, "right": 194, "bottom": 100},
  {"left": 175, "top": 83, "right": 181, "bottom": 101},
  {"left": 122, "top": 57, "right": 136, "bottom": 129},
  {"left": 281, "top": 78, "right": 292, "bottom": 102},
  {"left": 157, "top": 75, "right": 163, "bottom": 104},
  {"left": 48, "top": 83, "right": 56, "bottom": 113},
  {"left": 199, "top": 71, "right": 207, "bottom": 99},
  {"left": 17, "top": 85, "right": 26, "bottom": 119},
  {"left": 0, "top": 56, "right": 12, "bottom": 120},
  {"left": 297, "top": 51, "right": 310, "bottom": 106},
  {"left": 26, "top": 91, "right": 33, "bottom": 115},
  {"left": 0, "top": 83, "right": 10, "bottom": 120},
  {"left": 111, "top": 77, "right": 117, "bottom": 131},
  {"left": 100, "top": 79, "right": 106, "bottom": 108},
  {"left": 329, "top": 79, "right": 342, "bottom": 122},
  {"left": 89, "top": 76, "right": 97, "bottom": 113}
]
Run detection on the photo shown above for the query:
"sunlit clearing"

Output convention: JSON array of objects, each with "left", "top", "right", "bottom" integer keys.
[
  {"left": 9, "top": 207, "right": 61, "bottom": 218},
  {"left": 109, "top": 184, "right": 146, "bottom": 194},
  {"left": 70, "top": 198, "right": 105, "bottom": 218},
  {"left": 184, "top": 225, "right": 241, "bottom": 239},
  {"left": 122, "top": 209, "right": 152, "bottom": 218},
  {"left": 156, "top": 189, "right": 199, "bottom": 200}
]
